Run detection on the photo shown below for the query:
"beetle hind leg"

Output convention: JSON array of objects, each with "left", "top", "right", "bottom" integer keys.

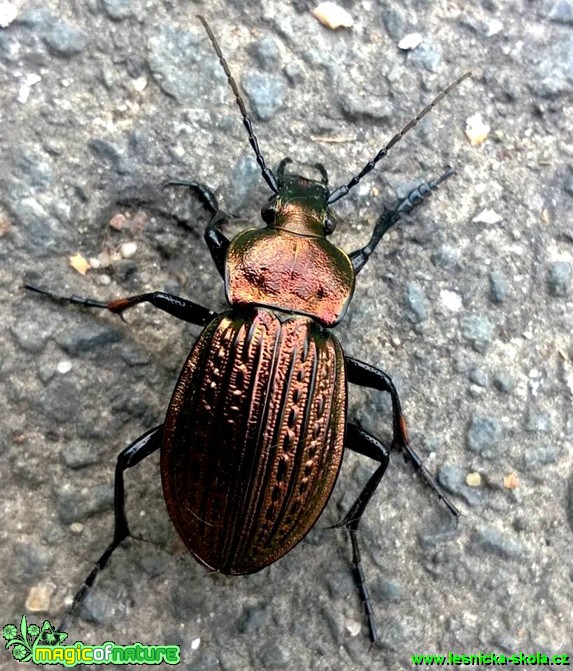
[
  {"left": 335, "top": 422, "right": 390, "bottom": 645},
  {"left": 61, "top": 425, "right": 164, "bottom": 629}
]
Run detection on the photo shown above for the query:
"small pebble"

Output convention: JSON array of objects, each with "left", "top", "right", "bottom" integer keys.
[
  {"left": 466, "top": 415, "right": 503, "bottom": 456},
  {"left": 548, "top": 0, "right": 573, "bottom": 24},
  {"left": 486, "top": 19, "right": 503, "bottom": 36},
  {"left": 503, "top": 473, "right": 519, "bottom": 489},
  {"left": 132, "top": 76, "right": 147, "bottom": 92},
  {"left": 461, "top": 315, "right": 494, "bottom": 353},
  {"left": 345, "top": 619, "right": 362, "bottom": 636},
  {"left": 0, "top": 0, "right": 17, "bottom": 27},
  {"left": 56, "top": 360, "right": 72, "bottom": 374},
  {"left": 472, "top": 208, "right": 503, "bottom": 225},
  {"left": 398, "top": 33, "right": 423, "bottom": 50},
  {"left": 465, "top": 113, "right": 491, "bottom": 146},
  {"left": 69, "top": 253, "right": 90, "bottom": 275},
  {"left": 547, "top": 261, "right": 572, "bottom": 297},
  {"left": 17, "top": 73, "right": 41, "bottom": 104},
  {"left": 466, "top": 472, "right": 482, "bottom": 487},
  {"left": 489, "top": 270, "right": 510, "bottom": 303},
  {"left": 312, "top": 2, "right": 353, "bottom": 29},
  {"left": 440, "top": 289, "right": 463, "bottom": 312},
  {"left": 121, "top": 241, "right": 137, "bottom": 258},
  {"left": 110, "top": 213, "right": 128, "bottom": 230}
]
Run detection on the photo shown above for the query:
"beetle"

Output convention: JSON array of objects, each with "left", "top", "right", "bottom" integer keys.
[{"left": 26, "top": 17, "right": 469, "bottom": 643}]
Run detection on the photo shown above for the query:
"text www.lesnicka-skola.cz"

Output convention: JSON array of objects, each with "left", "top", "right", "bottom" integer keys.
[{"left": 411, "top": 652, "right": 570, "bottom": 666}]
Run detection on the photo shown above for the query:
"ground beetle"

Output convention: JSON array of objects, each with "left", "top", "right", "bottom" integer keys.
[{"left": 26, "top": 17, "right": 469, "bottom": 643}]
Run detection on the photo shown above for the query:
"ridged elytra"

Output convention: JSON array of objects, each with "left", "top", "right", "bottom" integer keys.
[{"left": 25, "top": 16, "right": 469, "bottom": 644}]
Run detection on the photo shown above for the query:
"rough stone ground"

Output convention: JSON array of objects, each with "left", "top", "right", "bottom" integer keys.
[{"left": 1, "top": 1, "right": 572, "bottom": 670}]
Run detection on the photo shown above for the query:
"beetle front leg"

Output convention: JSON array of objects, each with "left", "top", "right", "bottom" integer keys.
[
  {"left": 25, "top": 284, "right": 217, "bottom": 326},
  {"left": 349, "top": 167, "right": 455, "bottom": 274},
  {"left": 62, "top": 425, "right": 164, "bottom": 628},
  {"left": 346, "top": 356, "right": 460, "bottom": 519},
  {"left": 164, "top": 179, "right": 231, "bottom": 278},
  {"left": 337, "top": 422, "right": 390, "bottom": 645}
]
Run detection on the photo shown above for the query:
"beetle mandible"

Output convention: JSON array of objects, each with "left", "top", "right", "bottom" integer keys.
[{"left": 26, "top": 16, "right": 469, "bottom": 643}]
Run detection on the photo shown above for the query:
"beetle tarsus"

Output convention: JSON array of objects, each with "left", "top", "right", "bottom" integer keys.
[
  {"left": 24, "top": 283, "right": 109, "bottom": 310},
  {"left": 163, "top": 179, "right": 220, "bottom": 215},
  {"left": 401, "top": 444, "right": 461, "bottom": 520},
  {"left": 332, "top": 422, "right": 390, "bottom": 642},
  {"left": 349, "top": 529, "right": 380, "bottom": 646},
  {"left": 164, "top": 179, "right": 231, "bottom": 278},
  {"left": 397, "top": 166, "right": 455, "bottom": 215},
  {"left": 62, "top": 426, "right": 164, "bottom": 626},
  {"left": 350, "top": 167, "right": 456, "bottom": 274}
]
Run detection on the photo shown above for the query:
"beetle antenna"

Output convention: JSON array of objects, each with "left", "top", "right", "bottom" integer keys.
[
  {"left": 197, "top": 15, "right": 279, "bottom": 194},
  {"left": 328, "top": 71, "right": 472, "bottom": 204}
]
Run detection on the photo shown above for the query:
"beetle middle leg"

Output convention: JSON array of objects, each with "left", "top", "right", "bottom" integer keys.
[
  {"left": 62, "top": 425, "right": 164, "bottom": 627},
  {"left": 25, "top": 283, "right": 217, "bottom": 326},
  {"left": 346, "top": 356, "right": 459, "bottom": 518}
]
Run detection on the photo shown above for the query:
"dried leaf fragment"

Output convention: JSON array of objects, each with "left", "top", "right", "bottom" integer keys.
[{"left": 69, "top": 253, "right": 91, "bottom": 275}]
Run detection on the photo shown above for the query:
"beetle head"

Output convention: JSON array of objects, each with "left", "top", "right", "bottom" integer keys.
[{"left": 260, "top": 158, "right": 336, "bottom": 238}]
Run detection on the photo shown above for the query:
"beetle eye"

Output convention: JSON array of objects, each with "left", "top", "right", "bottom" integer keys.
[
  {"left": 324, "top": 217, "right": 336, "bottom": 235},
  {"left": 261, "top": 203, "right": 276, "bottom": 225}
]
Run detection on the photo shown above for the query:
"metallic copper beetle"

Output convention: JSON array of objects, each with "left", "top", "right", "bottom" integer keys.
[{"left": 27, "top": 17, "right": 468, "bottom": 643}]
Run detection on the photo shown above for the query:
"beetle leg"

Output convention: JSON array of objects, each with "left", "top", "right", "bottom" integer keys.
[
  {"left": 164, "top": 179, "right": 231, "bottom": 278},
  {"left": 163, "top": 179, "right": 230, "bottom": 278},
  {"left": 346, "top": 356, "right": 460, "bottom": 519},
  {"left": 25, "top": 284, "right": 217, "bottom": 326},
  {"left": 62, "top": 425, "right": 164, "bottom": 628},
  {"left": 349, "top": 167, "right": 455, "bottom": 274},
  {"left": 335, "top": 422, "right": 390, "bottom": 644},
  {"left": 163, "top": 179, "right": 220, "bottom": 215},
  {"left": 204, "top": 208, "right": 231, "bottom": 279}
]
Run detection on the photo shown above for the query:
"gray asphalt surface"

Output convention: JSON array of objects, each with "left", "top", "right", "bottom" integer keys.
[{"left": 1, "top": 1, "right": 572, "bottom": 670}]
